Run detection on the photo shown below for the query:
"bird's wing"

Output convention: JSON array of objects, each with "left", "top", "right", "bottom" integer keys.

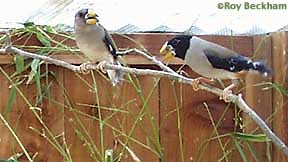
[
  {"left": 203, "top": 48, "right": 252, "bottom": 73},
  {"left": 102, "top": 27, "right": 117, "bottom": 58}
]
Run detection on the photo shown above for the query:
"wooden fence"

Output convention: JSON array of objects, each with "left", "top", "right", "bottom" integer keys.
[{"left": 0, "top": 32, "right": 287, "bottom": 162}]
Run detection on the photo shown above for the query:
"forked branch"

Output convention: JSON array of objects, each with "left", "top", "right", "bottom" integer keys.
[{"left": 1, "top": 46, "right": 288, "bottom": 156}]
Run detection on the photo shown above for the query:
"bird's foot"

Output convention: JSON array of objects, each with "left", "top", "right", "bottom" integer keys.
[
  {"left": 220, "top": 89, "right": 233, "bottom": 102},
  {"left": 179, "top": 70, "right": 190, "bottom": 77},
  {"left": 219, "top": 81, "right": 238, "bottom": 102},
  {"left": 192, "top": 77, "right": 214, "bottom": 91},
  {"left": 79, "top": 62, "right": 93, "bottom": 74},
  {"left": 96, "top": 61, "right": 108, "bottom": 73}
]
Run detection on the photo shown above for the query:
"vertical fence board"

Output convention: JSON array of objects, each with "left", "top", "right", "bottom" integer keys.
[
  {"left": 243, "top": 35, "right": 273, "bottom": 162},
  {"left": 181, "top": 66, "right": 241, "bottom": 162},
  {"left": 10, "top": 73, "right": 41, "bottom": 162},
  {"left": 1, "top": 33, "right": 288, "bottom": 161},
  {"left": 0, "top": 66, "right": 18, "bottom": 158},
  {"left": 63, "top": 66, "right": 159, "bottom": 162},
  {"left": 123, "top": 67, "right": 160, "bottom": 162},
  {"left": 159, "top": 67, "right": 182, "bottom": 162},
  {"left": 0, "top": 65, "right": 65, "bottom": 162},
  {"left": 64, "top": 70, "right": 102, "bottom": 162},
  {"left": 41, "top": 65, "right": 65, "bottom": 162},
  {"left": 272, "top": 32, "right": 288, "bottom": 162}
]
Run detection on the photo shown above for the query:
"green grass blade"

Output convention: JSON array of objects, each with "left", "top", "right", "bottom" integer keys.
[
  {"left": 35, "top": 32, "right": 51, "bottom": 47},
  {"left": 14, "top": 55, "right": 25, "bottom": 74},
  {"left": 44, "top": 26, "right": 58, "bottom": 34},
  {"left": 23, "top": 22, "right": 35, "bottom": 28},
  {"left": 26, "top": 59, "right": 40, "bottom": 84},
  {"left": 271, "top": 83, "right": 288, "bottom": 96},
  {"left": 233, "top": 138, "right": 248, "bottom": 162},
  {"left": 34, "top": 66, "right": 42, "bottom": 105},
  {"left": 0, "top": 34, "right": 7, "bottom": 44},
  {"left": 0, "top": 111, "right": 33, "bottom": 162},
  {"left": 245, "top": 141, "right": 260, "bottom": 162},
  {"left": 5, "top": 85, "right": 17, "bottom": 119},
  {"left": 233, "top": 132, "right": 270, "bottom": 142},
  {"left": 3, "top": 158, "right": 19, "bottom": 162}
]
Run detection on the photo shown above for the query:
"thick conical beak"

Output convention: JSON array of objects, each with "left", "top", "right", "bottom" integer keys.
[
  {"left": 160, "top": 42, "right": 175, "bottom": 63},
  {"left": 85, "top": 9, "right": 98, "bottom": 25}
]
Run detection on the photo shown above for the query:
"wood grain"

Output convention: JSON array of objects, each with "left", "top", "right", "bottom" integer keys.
[
  {"left": 0, "top": 33, "right": 284, "bottom": 162},
  {"left": 0, "top": 65, "right": 65, "bottom": 162},
  {"left": 182, "top": 65, "right": 241, "bottom": 162},
  {"left": 243, "top": 35, "right": 273, "bottom": 162},
  {"left": 272, "top": 32, "right": 288, "bottom": 162},
  {"left": 159, "top": 66, "right": 182, "bottom": 162},
  {"left": 0, "top": 33, "right": 253, "bottom": 65},
  {"left": 63, "top": 65, "right": 159, "bottom": 162}
]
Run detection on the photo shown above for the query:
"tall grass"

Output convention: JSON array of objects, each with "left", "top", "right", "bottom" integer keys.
[{"left": 0, "top": 24, "right": 284, "bottom": 162}]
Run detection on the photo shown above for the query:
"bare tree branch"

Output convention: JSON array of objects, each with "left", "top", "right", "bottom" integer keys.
[
  {"left": 117, "top": 48, "right": 176, "bottom": 73},
  {"left": 1, "top": 46, "right": 288, "bottom": 156}
]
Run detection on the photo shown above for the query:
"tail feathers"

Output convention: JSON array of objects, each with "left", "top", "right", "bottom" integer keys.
[
  {"left": 107, "top": 60, "right": 124, "bottom": 86},
  {"left": 249, "top": 61, "right": 272, "bottom": 77}
]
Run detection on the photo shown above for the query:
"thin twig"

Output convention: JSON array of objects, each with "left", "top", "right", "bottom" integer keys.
[
  {"left": 1, "top": 46, "right": 80, "bottom": 72},
  {"left": 117, "top": 48, "right": 176, "bottom": 73},
  {"left": 1, "top": 46, "right": 288, "bottom": 156},
  {"left": 0, "top": 113, "right": 33, "bottom": 162}
]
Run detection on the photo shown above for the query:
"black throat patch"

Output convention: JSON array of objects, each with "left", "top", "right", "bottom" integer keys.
[{"left": 168, "top": 35, "right": 192, "bottom": 60}]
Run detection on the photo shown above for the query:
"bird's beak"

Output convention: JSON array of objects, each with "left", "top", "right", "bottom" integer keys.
[
  {"left": 160, "top": 42, "right": 176, "bottom": 63},
  {"left": 85, "top": 9, "right": 98, "bottom": 25}
]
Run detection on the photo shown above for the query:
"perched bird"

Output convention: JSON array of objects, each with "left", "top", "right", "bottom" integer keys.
[
  {"left": 160, "top": 35, "right": 272, "bottom": 101},
  {"left": 74, "top": 8, "right": 122, "bottom": 86}
]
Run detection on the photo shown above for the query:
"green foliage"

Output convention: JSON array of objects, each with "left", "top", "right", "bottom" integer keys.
[
  {"left": 233, "top": 132, "right": 270, "bottom": 142},
  {"left": 233, "top": 137, "right": 249, "bottom": 162},
  {"left": 23, "top": 22, "right": 35, "bottom": 28},
  {"left": 0, "top": 153, "right": 22, "bottom": 162},
  {"left": 245, "top": 141, "right": 261, "bottom": 162},
  {"left": 271, "top": 83, "right": 288, "bottom": 96},
  {"left": 5, "top": 85, "right": 16, "bottom": 119},
  {"left": 26, "top": 59, "right": 40, "bottom": 84},
  {"left": 0, "top": 23, "right": 276, "bottom": 162},
  {"left": 2, "top": 160, "right": 18, "bottom": 162},
  {"left": 14, "top": 56, "right": 25, "bottom": 73}
]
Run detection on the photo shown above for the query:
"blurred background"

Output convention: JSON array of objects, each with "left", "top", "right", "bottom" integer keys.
[{"left": 1, "top": 0, "right": 288, "bottom": 34}]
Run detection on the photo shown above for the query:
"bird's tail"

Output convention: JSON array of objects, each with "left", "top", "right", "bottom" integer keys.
[
  {"left": 107, "top": 59, "right": 124, "bottom": 86},
  {"left": 249, "top": 61, "right": 272, "bottom": 77}
]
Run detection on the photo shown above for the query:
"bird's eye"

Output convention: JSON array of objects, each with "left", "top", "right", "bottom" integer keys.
[
  {"left": 78, "top": 12, "right": 85, "bottom": 17},
  {"left": 171, "top": 39, "right": 180, "bottom": 46}
]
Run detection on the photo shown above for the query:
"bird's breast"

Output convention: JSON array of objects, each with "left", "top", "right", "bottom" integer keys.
[
  {"left": 76, "top": 38, "right": 110, "bottom": 62},
  {"left": 75, "top": 26, "right": 110, "bottom": 62},
  {"left": 185, "top": 44, "right": 237, "bottom": 80}
]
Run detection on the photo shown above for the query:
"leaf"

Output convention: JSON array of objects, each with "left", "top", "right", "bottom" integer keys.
[
  {"left": 34, "top": 67, "right": 42, "bottom": 105},
  {"left": 26, "top": 59, "right": 40, "bottom": 84},
  {"left": 14, "top": 55, "right": 25, "bottom": 73},
  {"left": 5, "top": 85, "right": 16, "bottom": 120},
  {"left": 31, "top": 59, "right": 40, "bottom": 72},
  {"left": 0, "top": 34, "right": 7, "bottom": 43},
  {"left": 44, "top": 26, "right": 58, "bottom": 34},
  {"left": 245, "top": 141, "right": 260, "bottom": 162},
  {"left": 234, "top": 138, "right": 248, "bottom": 162},
  {"left": 23, "top": 21, "right": 35, "bottom": 28},
  {"left": 233, "top": 132, "right": 270, "bottom": 142},
  {"left": 271, "top": 83, "right": 288, "bottom": 96},
  {"left": 3, "top": 159, "right": 18, "bottom": 162},
  {"left": 38, "top": 48, "right": 50, "bottom": 55},
  {"left": 36, "top": 32, "right": 51, "bottom": 47}
]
